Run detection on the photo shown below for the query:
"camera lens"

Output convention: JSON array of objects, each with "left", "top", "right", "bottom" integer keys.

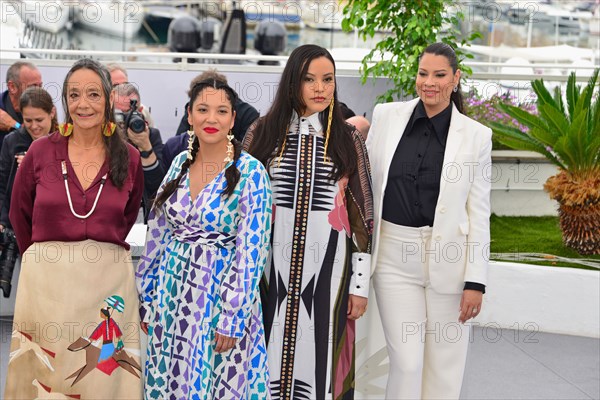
[{"left": 129, "top": 116, "right": 146, "bottom": 133}]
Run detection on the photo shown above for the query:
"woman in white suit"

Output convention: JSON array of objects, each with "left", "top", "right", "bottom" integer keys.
[{"left": 366, "top": 42, "right": 492, "bottom": 399}]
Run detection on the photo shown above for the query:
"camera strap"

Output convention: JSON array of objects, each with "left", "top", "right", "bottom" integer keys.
[{"left": 61, "top": 161, "right": 108, "bottom": 219}]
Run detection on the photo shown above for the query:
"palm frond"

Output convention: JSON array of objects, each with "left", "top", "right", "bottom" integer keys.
[
  {"left": 565, "top": 72, "right": 578, "bottom": 121},
  {"left": 565, "top": 110, "right": 590, "bottom": 171},
  {"left": 538, "top": 103, "right": 570, "bottom": 136},
  {"left": 553, "top": 137, "right": 576, "bottom": 171},
  {"left": 497, "top": 103, "right": 548, "bottom": 132},
  {"left": 529, "top": 126, "right": 560, "bottom": 147},
  {"left": 583, "top": 69, "right": 599, "bottom": 134},
  {"left": 532, "top": 79, "right": 558, "bottom": 109},
  {"left": 582, "top": 69, "right": 599, "bottom": 114},
  {"left": 489, "top": 121, "right": 566, "bottom": 169},
  {"left": 553, "top": 85, "right": 565, "bottom": 116}
]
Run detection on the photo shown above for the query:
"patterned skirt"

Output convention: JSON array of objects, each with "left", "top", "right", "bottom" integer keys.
[{"left": 3, "top": 240, "right": 143, "bottom": 400}]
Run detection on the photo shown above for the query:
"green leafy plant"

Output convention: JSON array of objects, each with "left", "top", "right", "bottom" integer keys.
[
  {"left": 489, "top": 69, "right": 600, "bottom": 255},
  {"left": 341, "top": 0, "right": 481, "bottom": 102}
]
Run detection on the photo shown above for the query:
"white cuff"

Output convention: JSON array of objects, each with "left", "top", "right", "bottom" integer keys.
[{"left": 349, "top": 252, "right": 370, "bottom": 298}]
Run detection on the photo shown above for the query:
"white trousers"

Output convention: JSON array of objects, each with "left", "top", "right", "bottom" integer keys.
[{"left": 373, "top": 221, "right": 470, "bottom": 400}]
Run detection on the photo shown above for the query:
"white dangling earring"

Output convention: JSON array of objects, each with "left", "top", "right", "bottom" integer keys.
[
  {"left": 187, "top": 130, "right": 195, "bottom": 160},
  {"left": 453, "top": 85, "right": 458, "bottom": 93}
]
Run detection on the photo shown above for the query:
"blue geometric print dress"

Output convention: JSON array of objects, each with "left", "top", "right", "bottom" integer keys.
[{"left": 136, "top": 151, "right": 272, "bottom": 399}]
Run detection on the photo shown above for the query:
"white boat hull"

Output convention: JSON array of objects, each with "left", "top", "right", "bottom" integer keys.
[
  {"left": 75, "top": 0, "right": 144, "bottom": 38},
  {"left": 590, "top": 16, "right": 600, "bottom": 35},
  {"left": 1, "top": 2, "right": 24, "bottom": 59},
  {"left": 14, "top": 0, "right": 70, "bottom": 33}
]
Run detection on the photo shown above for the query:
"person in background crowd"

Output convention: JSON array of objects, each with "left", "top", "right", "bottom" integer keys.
[
  {"left": 0, "top": 62, "right": 42, "bottom": 149},
  {"left": 366, "top": 42, "right": 492, "bottom": 399},
  {"left": 346, "top": 115, "right": 371, "bottom": 141},
  {"left": 136, "top": 78, "right": 271, "bottom": 399},
  {"left": 244, "top": 44, "right": 373, "bottom": 399},
  {"left": 4, "top": 58, "right": 144, "bottom": 399},
  {"left": 113, "top": 83, "right": 166, "bottom": 219},
  {"left": 0, "top": 86, "right": 58, "bottom": 234},
  {"left": 106, "top": 62, "right": 155, "bottom": 128}
]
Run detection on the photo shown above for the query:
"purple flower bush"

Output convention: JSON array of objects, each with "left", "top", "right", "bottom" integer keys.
[{"left": 465, "top": 91, "right": 538, "bottom": 149}]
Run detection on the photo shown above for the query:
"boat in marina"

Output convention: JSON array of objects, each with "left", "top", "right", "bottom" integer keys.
[
  {"left": 7, "top": 0, "right": 71, "bottom": 33},
  {"left": 0, "top": 2, "right": 24, "bottom": 60},
  {"left": 74, "top": 0, "right": 145, "bottom": 38},
  {"left": 5, "top": 0, "right": 145, "bottom": 37}
]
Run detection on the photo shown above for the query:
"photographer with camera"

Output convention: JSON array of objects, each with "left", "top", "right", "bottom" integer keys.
[
  {"left": 107, "top": 63, "right": 155, "bottom": 128},
  {"left": 0, "top": 62, "right": 43, "bottom": 150},
  {"left": 113, "top": 83, "right": 165, "bottom": 220},
  {"left": 0, "top": 87, "right": 57, "bottom": 298}
]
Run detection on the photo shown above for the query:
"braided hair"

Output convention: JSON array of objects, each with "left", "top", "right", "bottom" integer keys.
[{"left": 153, "top": 79, "right": 242, "bottom": 211}]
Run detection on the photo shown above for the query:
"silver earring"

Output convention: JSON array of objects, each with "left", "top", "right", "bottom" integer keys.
[{"left": 453, "top": 86, "right": 458, "bottom": 93}]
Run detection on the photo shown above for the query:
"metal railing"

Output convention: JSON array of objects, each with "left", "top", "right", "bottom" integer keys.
[{"left": 1, "top": 47, "right": 598, "bottom": 80}]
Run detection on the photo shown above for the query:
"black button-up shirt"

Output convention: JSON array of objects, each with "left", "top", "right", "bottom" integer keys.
[
  {"left": 381, "top": 101, "right": 485, "bottom": 294},
  {"left": 382, "top": 101, "right": 451, "bottom": 227}
]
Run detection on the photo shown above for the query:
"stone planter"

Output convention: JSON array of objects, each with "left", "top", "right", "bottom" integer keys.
[{"left": 491, "top": 150, "right": 558, "bottom": 216}]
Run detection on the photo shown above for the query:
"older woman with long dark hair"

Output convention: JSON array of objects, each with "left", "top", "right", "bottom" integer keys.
[
  {"left": 4, "top": 59, "right": 144, "bottom": 399},
  {"left": 245, "top": 44, "right": 373, "bottom": 400}
]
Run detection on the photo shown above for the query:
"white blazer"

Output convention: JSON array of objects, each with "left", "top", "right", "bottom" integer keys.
[{"left": 366, "top": 98, "right": 492, "bottom": 294}]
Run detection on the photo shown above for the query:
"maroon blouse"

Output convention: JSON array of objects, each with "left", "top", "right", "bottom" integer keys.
[{"left": 9, "top": 133, "right": 144, "bottom": 254}]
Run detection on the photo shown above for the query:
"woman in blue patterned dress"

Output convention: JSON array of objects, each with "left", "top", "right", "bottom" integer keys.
[{"left": 136, "top": 79, "right": 272, "bottom": 399}]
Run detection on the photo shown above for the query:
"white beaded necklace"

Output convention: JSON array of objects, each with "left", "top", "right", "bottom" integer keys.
[{"left": 61, "top": 161, "right": 108, "bottom": 219}]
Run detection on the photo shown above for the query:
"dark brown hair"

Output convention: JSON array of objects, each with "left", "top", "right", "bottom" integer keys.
[
  {"left": 419, "top": 42, "right": 465, "bottom": 114},
  {"left": 247, "top": 44, "right": 356, "bottom": 180},
  {"left": 154, "top": 79, "right": 241, "bottom": 211},
  {"left": 19, "top": 86, "right": 59, "bottom": 133},
  {"left": 62, "top": 58, "right": 129, "bottom": 189}
]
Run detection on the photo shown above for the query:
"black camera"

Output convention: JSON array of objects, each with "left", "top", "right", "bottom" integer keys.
[
  {"left": 0, "top": 227, "right": 19, "bottom": 298},
  {"left": 124, "top": 99, "right": 146, "bottom": 134}
]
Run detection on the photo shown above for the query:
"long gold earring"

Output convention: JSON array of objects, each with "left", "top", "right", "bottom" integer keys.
[
  {"left": 59, "top": 123, "right": 73, "bottom": 137},
  {"left": 323, "top": 98, "right": 334, "bottom": 163},
  {"left": 187, "top": 130, "right": 195, "bottom": 160},
  {"left": 224, "top": 130, "right": 234, "bottom": 163},
  {"left": 276, "top": 123, "right": 290, "bottom": 169}
]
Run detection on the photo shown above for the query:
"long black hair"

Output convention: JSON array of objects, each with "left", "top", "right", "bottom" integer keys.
[
  {"left": 62, "top": 58, "right": 129, "bottom": 188},
  {"left": 153, "top": 79, "right": 242, "bottom": 211},
  {"left": 419, "top": 42, "right": 465, "bottom": 114},
  {"left": 248, "top": 44, "right": 356, "bottom": 180}
]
